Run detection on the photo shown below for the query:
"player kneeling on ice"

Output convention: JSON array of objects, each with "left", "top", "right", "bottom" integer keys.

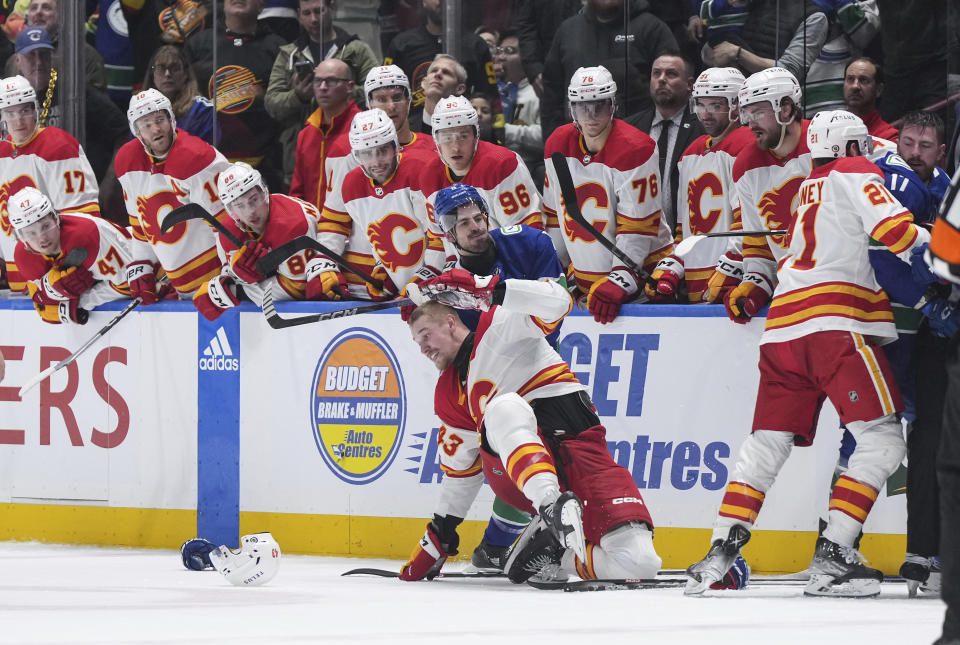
[
  {"left": 195, "top": 161, "right": 325, "bottom": 320},
  {"left": 11, "top": 187, "right": 143, "bottom": 325},
  {"left": 685, "top": 110, "right": 930, "bottom": 598},
  {"left": 401, "top": 273, "right": 665, "bottom": 584}
]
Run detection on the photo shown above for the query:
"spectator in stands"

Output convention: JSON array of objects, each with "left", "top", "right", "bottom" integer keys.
[
  {"left": 184, "top": 0, "right": 286, "bottom": 190},
  {"left": 843, "top": 57, "right": 897, "bottom": 142},
  {"left": 419, "top": 54, "right": 467, "bottom": 136},
  {"left": 258, "top": 0, "right": 299, "bottom": 42},
  {"left": 475, "top": 25, "right": 499, "bottom": 53},
  {"left": 289, "top": 58, "right": 361, "bottom": 210},
  {"left": 121, "top": 0, "right": 210, "bottom": 86},
  {"left": 495, "top": 31, "right": 543, "bottom": 187},
  {"left": 142, "top": 45, "right": 214, "bottom": 144},
  {"left": 470, "top": 93, "right": 493, "bottom": 127},
  {"left": 13, "top": 26, "right": 126, "bottom": 181},
  {"left": 4, "top": 0, "right": 106, "bottom": 89},
  {"left": 514, "top": 0, "right": 582, "bottom": 97},
  {"left": 540, "top": 0, "right": 678, "bottom": 139},
  {"left": 265, "top": 0, "right": 378, "bottom": 190},
  {"left": 626, "top": 53, "right": 704, "bottom": 231}
]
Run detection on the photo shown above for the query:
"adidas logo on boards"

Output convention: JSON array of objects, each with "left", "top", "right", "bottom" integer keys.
[{"left": 199, "top": 326, "right": 239, "bottom": 371}]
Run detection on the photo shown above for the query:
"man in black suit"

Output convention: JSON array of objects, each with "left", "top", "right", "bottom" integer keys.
[{"left": 625, "top": 53, "right": 704, "bottom": 232}]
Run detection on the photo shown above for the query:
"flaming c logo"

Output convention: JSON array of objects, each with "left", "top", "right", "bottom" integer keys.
[
  {"left": 756, "top": 176, "right": 804, "bottom": 249},
  {"left": 137, "top": 182, "right": 190, "bottom": 245},
  {"left": 0, "top": 175, "right": 39, "bottom": 237},
  {"left": 469, "top": 379, "right": 497, "bottom": 426},
  {"left": 686, "top": 172, "right": 724, "bottom": 234},
  {"left": 563, "top": 182, "right": 609, "bottom": 243},
  {"left": 367, "top": 213, "right": 424, "bottom": 272}
]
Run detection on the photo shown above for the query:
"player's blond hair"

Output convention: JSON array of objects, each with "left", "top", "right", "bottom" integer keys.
[{"left": 408, "top": 301, "right": 459, "bottom": 327}]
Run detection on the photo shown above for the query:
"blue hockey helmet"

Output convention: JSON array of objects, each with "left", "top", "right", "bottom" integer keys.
[
  {"left": 434, "top": 183, "right": 489, "bottom": 233},
  {"left": 180, "top": 537, "right": 216, "bottom": 571}
]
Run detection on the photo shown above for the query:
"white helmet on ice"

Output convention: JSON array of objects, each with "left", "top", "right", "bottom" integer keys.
[
  {"left": 431, "top": 95, "right": 478, "bottom": 134},
  {"left": 567, "top": 65, "right": 617, "bottom": 104},
  {"left": 127, "top": 88, "right": 176, "bottom": 138},
  {"left": 217, "top": 161, "right": 269, "bottom": 217},
  {"left": 807, "top": 109, "right": 873, "bottom": 160},
  {"left": 691, "top": 67, "right": 745, "bottom": 119},
  {"left": 209, "top": 532, "right": 281, "bottom": 587},
  {"left": 738, "top": 67, "right": 802, "bottom": 126},
  {"left": 0, "top": 75, "right": 37, "bottom": 111},
  {"left": 9, "top": 186, "right": 57, "bottom": 245},
  {"left": 364, "top": 64, "right": 410, "bottom": 103}
]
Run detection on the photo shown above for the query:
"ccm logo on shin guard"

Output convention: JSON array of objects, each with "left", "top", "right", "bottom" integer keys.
[{"left": 611, "top": 496, "right": 644, "bottom": 505}]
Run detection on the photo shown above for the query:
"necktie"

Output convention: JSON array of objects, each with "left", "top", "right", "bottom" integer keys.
[{"left": 657, "top": 119, "right": 672, "bottom": 179}]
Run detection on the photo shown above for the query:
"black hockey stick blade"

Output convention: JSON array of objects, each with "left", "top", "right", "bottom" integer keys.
[
  {"left": 550, "top": 151, "right": 651, "bottom": 283},
  {"left": 59, "top": 246, "right": 88, "bottom": 268},
  {"left": 341, "top": 567, "right": 504, "bottom": 579},
  {"left": 261, "top": 290, "right": 411, "bottom": 329},
  {"left": 257, "top": 235, "right": 386, "bottom": 293},
  {"left": 160, "top": 203, "right": 244, "bottom": 248},
  {"left": 527, "top": 577, "right": 687, "bottom": 592}
]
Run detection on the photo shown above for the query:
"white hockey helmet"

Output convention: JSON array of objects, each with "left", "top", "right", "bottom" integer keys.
[
  {"left": 738, "top": 67, "right": 802, "bottom": 125},
  {"left": 209, "top": 532, "right": 281, "bottom": 587},
  {"left": 9, "top": 186, "right": 57, "bottom": 239},
  {"left": 807, "top": 109, "right": 874, "bottom": 160},
  {"left": 0, "top": 75, "right": 37, "bottom": 111},
  {"left": 217, "top": 161, "right": 269, "bottom": 215},
  {"left": 431, "top": 95, "right": 478, "bottom": 134},
  {"left": 350, "top": 108, "right": 399, "bottom": 157},
  {"left": 364, "top": 64, "right": 410, "bottom": 103},
  {"left": 691, "top": 67, "right": 745, "bottom": 117},
  {"left": 127, "top": 88, "right": 176, "bottom": 137},
  {"left": 567, "top": 65, "right": 618, "bottom": 103}
]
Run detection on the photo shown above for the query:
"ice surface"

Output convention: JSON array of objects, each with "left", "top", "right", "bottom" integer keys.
[{"left": 0, "top": 542, "right": 943, "bottom": 644}]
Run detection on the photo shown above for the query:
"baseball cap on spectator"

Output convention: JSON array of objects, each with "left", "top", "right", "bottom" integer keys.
[{"left": 16, "top": 26, "right": 54, "bottom": 55}]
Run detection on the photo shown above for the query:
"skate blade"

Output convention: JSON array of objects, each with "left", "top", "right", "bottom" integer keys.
[
  {"left": 683, "top": 575, "right": 714, "bottom": 596},
  {"left": 804, "top": 574, "right": 880, "bottom": 598},
  {"left": 559, "top": 498, "right": 587, "bottom": 563},
  {"left": 906, "top": 579, "right": 920, "bottom": 598}
]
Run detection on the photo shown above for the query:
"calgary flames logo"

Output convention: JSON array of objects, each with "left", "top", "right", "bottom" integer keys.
[
  {"left": 367, "top": 213, "right": 424, "bottom": 272},
  {"left": 469, "top": 379, "right": 497, "bottom": 426},
  {"left": 686, "top": 172, "right": 724, "bottom": 234},
  {"left": 0, "top": 175, "right": 39, "bottom": 237},
  {"left": 563, "top": 182, "right": 609, "bottom": 243},
  {"left": 756, "top": 176, "right": 804, "bottom": 249},
  {"left": 137, "top": 183, "right": 190, "bottom": 245}
]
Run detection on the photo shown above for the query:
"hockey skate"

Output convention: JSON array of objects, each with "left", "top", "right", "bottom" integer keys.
[
  {"left": 805, "top": 536, "right": 883, "bottom": 597},
  {"left": 469, "top": 539, "right": 509, "bottom": 573},
  {"left": 685, "top": 524, "right": 751, "bottom": 595},
  {"left": 900, "top": 554, "right": 941, "bottom": 598},
  {"left": 502, "top": 491, "right": 585, "bottom": 584}
]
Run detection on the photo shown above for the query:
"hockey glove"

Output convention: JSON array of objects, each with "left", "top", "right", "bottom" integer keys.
[
  {"left": 725, "top": 276, "right": 771, "bottom": 323},
  {"left": 911, "top": 243, "right": 941, "bottom": 287},
  {"left": 305, "top": 257, "right": 345, "bottom": 300},
  {"left": 704, "top": 251, "right": 744, "bottom": 303},
  {"left": 193, "top": 274, "right": 240, "bottom": 321},
  {"left": 366, "top": 263, "right": 399, "bottom": 301},
  {"left": 644, "top": 255, "right": 683, "bottom": 300},
  {"left": 419, "top": 269, "right": 500, "bottom": 311},
  {"left": 709, "top": 555, "right": 750, "bottom": 589},
  {"left": 923, "top": 298, "right": 960, "bottom": 338},
  {"left": 29, "top": 284, "right": 88, "bottom": 324},
  {"left": 587, "top": 269, "right": 638, "bottom": 324},
  {"left": 125, "top": 261, "right": 158, "bottom": 305},
  {"left": 180, "top": 538, "right": 216, "bottom": 571},
  {"left": 399, "top": 514, "right": 463, "bottom": 581},
  {"left": 231, "top": 241, "right": 270, "bottom": 285},
  {"left": 44, "top": 264, "right": 95, "bottom": 300}
]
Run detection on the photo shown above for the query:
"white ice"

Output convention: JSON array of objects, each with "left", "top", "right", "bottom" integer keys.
[{"left": 0, "top": 542, "right": 943, "bottom": 645}]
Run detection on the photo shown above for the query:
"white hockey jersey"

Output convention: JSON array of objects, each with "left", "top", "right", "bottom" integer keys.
[
  {"left": 734, "top": 120, "right": 813, "bottom": 294},
  {"left": 0, "top": 127, "right": 100, "bottom": 293},
  {"left": 543, "top": 120, "right": 673, "bottom": 296},
  {"left": 115, "top": 129, "right": 231, "bottom": 297},
  {"left": 763, "top": 156, "right": 930, "bottom": 344},
  {"left": 675, "top": 126, "right": 754, "bottom": 301},
  {"left": 323, "top": 154, "right": 445, "bottom": 294}
]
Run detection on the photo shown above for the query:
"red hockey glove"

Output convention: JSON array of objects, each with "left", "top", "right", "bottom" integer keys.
[
  {"left": 399, "top": 515, "right": 462, "bottom": 581},
  {"left": 710, "top": 555, "right": 750, "bottom": 590},
  {"left": 193, "top": 274, "right": 240, "bottom": 321},
  {"left": 44, "top": 264, "right": 95, "bottom": 300},
  {"left": 231, "top": 241, "right": 269, "bottom": 285},
  {"left": 125, "top": 261, "right": 158, "bottom": 305},
  {"left": 644, "top": 255, "right": 683, "bottom": 299},
  {"left": 29, "top": 284, "right": 88, "bottom": 324},
  {"left": 587, "top": 269, "right": 637, "bottom": 324},
  {"left": 704, "top": 251, "right": 743, "bottom": 303},
  {"left": 418, "top": 269, "right": 500, "bottom": 311},
  {"left": 724, "top": 276, "right": 771, "bottom": 324},
  {"left": 305, "top": 257, "right": 345, "bottom": 300}
]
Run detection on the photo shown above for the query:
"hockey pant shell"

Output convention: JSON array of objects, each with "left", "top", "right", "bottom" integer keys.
[
  {"left": 481, "top": 392, "right": 654, "bottom": 544},
  {"left": 572, "top": 522, "right": 661, "bottom": 580},
  {"left": 937, "top": 333, "right": 960, "bottom": 641}
]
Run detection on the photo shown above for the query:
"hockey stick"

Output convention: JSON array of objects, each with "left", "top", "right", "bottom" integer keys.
[
  {"left": 18, "top": 297, "right": 142, "bottom": 398},
  {"left": 550, "top": 151, "right": 652, "bottom": 283},
  {"left": 160, "top": 203, "right": 244, "bottom": 248},
  {"left": 673, "top": 229, "right": 789, "bottom": 258},
  {"left": 260, "top": 289, "right": 411, "bottom": 329},
  {"left": 341, "top": 567, "right": 504, "bottom": 579},
  {"left": 256, "top": 235, "right": 386, "bottom": 292},
  {"left": 527, "top": 577, "right": 687, "bottom": 592}
]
